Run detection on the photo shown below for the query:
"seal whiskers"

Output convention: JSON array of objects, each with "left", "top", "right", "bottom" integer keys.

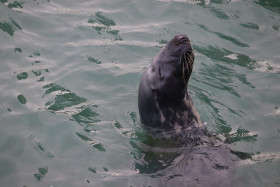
[{"left": 182, "top": 54, "right": 186, "bottom": 84}]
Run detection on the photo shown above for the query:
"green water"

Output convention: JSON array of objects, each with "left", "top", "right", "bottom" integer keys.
[{"left": 0, "top": 0, "right": 280, "bottom": 186}]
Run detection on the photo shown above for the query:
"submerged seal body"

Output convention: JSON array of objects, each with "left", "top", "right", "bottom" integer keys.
[{"left": 138, "top": 34, "right": 203, "bottom": 132}]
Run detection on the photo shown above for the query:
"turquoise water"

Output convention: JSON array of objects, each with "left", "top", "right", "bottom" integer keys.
[{"left": 1, "top": 0, "right": 280, "bottom": 186}]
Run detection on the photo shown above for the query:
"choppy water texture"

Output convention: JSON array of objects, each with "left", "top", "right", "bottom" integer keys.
[{"left": 0, "top": 0, "right": 280, "bottom": 186}]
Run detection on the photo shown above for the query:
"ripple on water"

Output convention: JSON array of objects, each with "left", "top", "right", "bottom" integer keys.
[
  {"left": 43, "top": 83, "right": 87, "bottom": 112},
  {"left": 28, "top": 135, "right": 54, "bottom": 160},
  {"left": 75, "top": 132, "right": 106, "bottom": 152},
  {"left": 1, "top": 0, "right": 280, "bottom": 186},
  {"left": 208, "top": 6, "right": 230, "bottom": 20},
  {"left": 42, "top": 83, "right": 100, "bottom": 123},
  {"left": 239, "top": 22, "right": 259, "bottom": 30},
  {"left": 6, "top": 1, "right": 24, "bottom": 9},
  {"left": 72, "top": 105, "right": 100, "bottom": 126},
  {"left": 194, "top": 45, "right": 256, "bottom": 69},
  {"left": 254, "top": 60, "right": 280, "bottom": 74},
  {"left": 17, "top": 94, "right": 27, "bottom": 104},
  {"left": 34, "top": 166, "right": 48, "bottom": 182},
  {"left": 197, "top": 24, "right": 250, "bottom": 47},
  {"left": 14, "top": 47, "right": 22, "bottom": 53},
  {"left": 87, "top": 56, "right": 102, "bottom": 64},
  {"left": 0, "top": 17, "right": 22, "bottom": 36},
  {"left": 16, "top": 72, "right": 28, "bottom": 80},
  {"left": 256, "top": 0, "right": 280, "bottom": 14},
  {"left": 42, "top": 82, "right": 105, "bottom": 151},
  {"left": 88, "top": 11, "right": 122, "bottom": 40}
]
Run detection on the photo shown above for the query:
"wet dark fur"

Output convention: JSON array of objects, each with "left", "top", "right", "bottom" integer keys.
[{"left": 138, "top": 34, "right": 202, "bottom": 131}]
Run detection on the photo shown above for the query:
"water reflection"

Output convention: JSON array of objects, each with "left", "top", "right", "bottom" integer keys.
[
  {"left": 0, "top": 17, "right": 22, "bottom": 36},
  {"left": 7, "top": 1, "right": 24, "bottom": 9},
  {"left": 240, "top": 22, "right": 259, "bottom": 30},
  {"left": 43, "top": 83, "right": 104, "bottom": 151},
  {"left": 194, "top": 45, "right": 256, "bottom": 69},
  {"left": 16, "top": 72, "right": 28, "bottom": 80},
  {"left": 43, "top": 83, "right": 87, "bottom": 112},
  {"left": 208, "top": 6, "right": 230, "bottom": 20},
  {"left": 17, "top": 94, "right": 27, "bottom": 104},
  {"left": 34, "top": 166, "right": 48, "bottom": 182},
  {"left": 28, "top": 135, "right": 54, "bottom": 160},
  {"left": 225, "top": 126, "right": 258, "bottom": 143},
  {"left": 72, "top": 105, "right": 100, "bottom": 126},
  {"left": 88, "top": 11, "right": 122, "bottom": 41},
  {"left": 257, "top": 0, "right": 280, "bottom": 14},
  {"left": 197, "top": 24, "right": 249, "bottom": 47}
]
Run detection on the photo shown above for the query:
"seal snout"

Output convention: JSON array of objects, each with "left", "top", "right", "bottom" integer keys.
[{"left": 174, "top": 34, "right": 190, "bottom": 46}]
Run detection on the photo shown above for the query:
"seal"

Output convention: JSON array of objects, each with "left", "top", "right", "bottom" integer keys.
[
  {"left": 138, "top": 34, "right": 203, "bottom": 133},
  {"left": 136, "top": 36, "right": 257, "bottom": 185},
  {"left": 136, "top": 35, "right": 241, "bottom": 186}
]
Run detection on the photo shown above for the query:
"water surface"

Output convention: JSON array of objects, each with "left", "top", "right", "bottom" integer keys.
[{"left": 0, "top": 0, "right": 280, "bottom": 186}]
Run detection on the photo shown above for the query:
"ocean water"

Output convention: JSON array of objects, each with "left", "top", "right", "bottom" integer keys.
[{"left": 0, "top": 0, "right": 280, "bottom": 186}]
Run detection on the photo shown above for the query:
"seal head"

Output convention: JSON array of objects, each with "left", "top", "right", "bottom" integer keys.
[{"left": 138, "top": 34, "right": 203, "bottom": 130}]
